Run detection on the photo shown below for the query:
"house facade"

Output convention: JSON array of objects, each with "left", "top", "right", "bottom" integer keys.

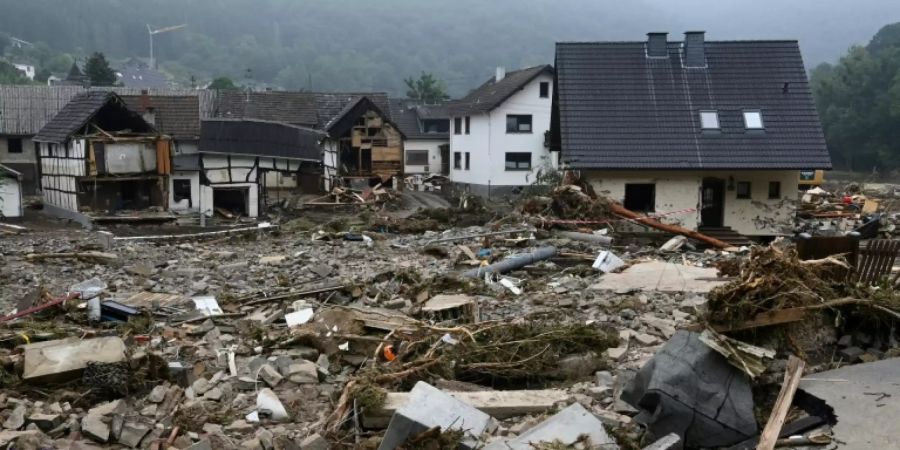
[
  {"left": 33, "top": 91, "right": 171, "bottom": 224},
  {"left": 389, "top": 99, "right": 450, "bottom": 176},
  {"left": 0, "top": 164, "right": 23, "bottom": 218},
  {"left": 552, "top": 32, "right": 832, "bottom": 237},
  {"left": 448, "top": 65, "right": 556, "bottom": 197}
]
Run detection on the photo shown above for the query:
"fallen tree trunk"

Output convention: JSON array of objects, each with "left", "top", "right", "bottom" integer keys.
[{"left": 608, "top": 203, "right": 731, "bottom": 249}]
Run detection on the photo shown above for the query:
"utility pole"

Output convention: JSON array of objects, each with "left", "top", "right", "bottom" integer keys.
[{"left": 147, "top": 23, "right": 187, "bottom": 69}]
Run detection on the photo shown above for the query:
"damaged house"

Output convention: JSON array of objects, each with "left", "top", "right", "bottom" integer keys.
[
  {"left": 552, "top": 32, "right": 832, "bottom": 239},
  {"left": 33, "top": 91, "right": 172, "bottom": 224},
  {"left": 388, "top": 99, "right": 450, "bottom": 177},
  {"left": 215, "top": 91, "right": 404, "bottom": 190}
]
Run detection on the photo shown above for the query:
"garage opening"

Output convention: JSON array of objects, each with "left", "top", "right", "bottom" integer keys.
[
  {"left": 213, "top": 187, "right": 249, "bottom": 216},
  {"left": 173, "top": 179, "right": 192, "bottom": 207},
  {"left": 624, "top": 183, "right": 656, "bottom": 212}
]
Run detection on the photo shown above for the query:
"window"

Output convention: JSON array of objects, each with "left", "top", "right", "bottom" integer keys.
[
  {"left": 624, "top": 184, "right": 656, "bottom": 212},
  {"left": 799, "top": 170, "right": 816, "bottom": 181},
  {"left": 505, "top": 152, "right": 532, "bottom": 170},
  {"left": 454, "top": 152, "right": 462, "bottom": 169},
  {"left": 736, "top": 181, "right": 751, "bottom": 199},
  {"left": 173, "top": 179, "right": 193, "bottom": 207},
  {"left": 506, "top": 115, "right": 533, "bottom": 133},
  {"left": 454, "top": 117, "right": 462, "bottom": 135},
  {"left": 768, "top": 181, "right": 781, "bottom": 199},
  {"left": 699, "top": 111, "right": 720, "bottom": 130},
  {"left": 7, "top": 138, "right": 23, "bottom": 154},
  {"left": 539, "top": 82, "right": 549, "bottom": 98},
  {"left": 465, "top": 152, "right": 470, "bottom": 170},
  {"left": 406, "top": 150, "right": 429, "bottom": 166},
  {"left": 423, "top": 119, "right": 449, "bottom": 133},
  {"left": 743, "top": 110, "right": 764, "bottom": 129},
  {"left": 465, "top": 116, "right": 470, "bottom": 134}
]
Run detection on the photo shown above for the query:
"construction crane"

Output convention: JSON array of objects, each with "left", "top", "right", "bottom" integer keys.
[{"left": 147, "top": 23, "right": 187, "bottom": 69}]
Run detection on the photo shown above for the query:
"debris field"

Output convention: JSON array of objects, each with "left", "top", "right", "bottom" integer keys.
[{"left": 1, "top": 183, "right": 900, "bottom": 450}]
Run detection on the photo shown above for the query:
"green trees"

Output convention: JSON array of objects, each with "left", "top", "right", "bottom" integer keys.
[
  {"left": 84, "top": 52, "right": 117, "bottom": 86},
  {"left": 208, "top": 76, "right": 240, "bottom": 90},
  {"left": 0, "top": 60, "right": 33, "bottom": 84},
  {"left": 811, "top": 23, "right": 900, "bottom": 171},
  {"left": 404, "top": 72, "right": 449, "bottom": 103}
]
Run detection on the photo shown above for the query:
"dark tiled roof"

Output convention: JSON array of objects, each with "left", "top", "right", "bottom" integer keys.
[
  {"left": 216, "top": 91, "right": 320, "bottom": 127},
  {"left": 388, "top": 98, "right": 449, "bottom": 139},
  {"left": 554, "top": 40, "right": 832, "bottom": 170},
  {"left": 315, "top": 93, "right": 391, "bottom": 129},
  {"left": 200, "top": 119, "right": 325, "bottom": 162},
  {"left": 121, "top": 95, "right": 200, "bottom": 139},
  {"left": 33, "top": 91, "right": 114, "bottom": 143},
  {"left": 450, "top": 65, "right": 553, "bottom": 115}
]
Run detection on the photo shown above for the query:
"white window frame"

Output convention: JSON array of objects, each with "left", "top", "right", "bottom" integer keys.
[
  {"left": 743, "top": 110, "right": 764, "bottom": 130},
  {"left": 699, "top": 110, "right": 720, "bottom": 130}
]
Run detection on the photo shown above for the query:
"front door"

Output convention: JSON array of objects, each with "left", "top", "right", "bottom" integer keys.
[
  {"left": 439, "top": 144, "right": 450, "bottom": 175},
  {"left": 701, "top": 178, "right": 725, "bottom": 227}
]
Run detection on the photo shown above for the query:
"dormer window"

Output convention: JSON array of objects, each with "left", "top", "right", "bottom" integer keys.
[
  {"left": 699, "top": 110, "right": 720, "bottom": 130},
  {"left": 743, "top": 110, "right": 764, "bottom": 130}
]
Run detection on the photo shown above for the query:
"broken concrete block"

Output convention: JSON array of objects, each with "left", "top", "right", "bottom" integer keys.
[
  {"left": 258, "top": 364, "right": 283, "bottom": 387},
  {"left": 299, "top": 433, "right": 328, "bottom": 450},
  {"left": 192, "top": 378, "right": 211, "bottom": 395},
  {"left": 484, "top": 403, "right": 619, "bottom": 450},
  {"left": 88, "top": 400, "right": 126, "bottom": 417},
  {"left": 147, "top": 385, "right": 168, "bottom": 403},
  {"left": 606, "top": 347, "right": 627, "bottom": 361},
  {"left": 378, "top": 381, "right": 496, "bottom": 450},
  {"left": 203, "top": 388, "right": 223, "bottom": 401},
  {"left": 287, "top": 361, "right": 319, "bottom": 384},
  {"left": 641, "top": 433, "right": 681, "bottom": 450},
  {"left": 81, "top": 415, "right": 110, "bottom": 443},
  {"left": 258, "top": 255, "right": 287, "bottom": 266},
  {"left": 634, "top": 333, "right": 660, "bottom": 346},
  {"left": 421, "top": 294, "right": 478, "bottom": 323},
  {"left": 21, "top": 337, "right": 126, "bottom": 382},
  {"left": 185, "top": 439, "right": 213, "bottom": 450},
  {"left": 3, "top": 405, "right": 26, "bottom": 430},
  {"left": 118, "top": 421, "right": 151, "bottom": 448},
  {"left": 839, "top": 346, "right": 865, "bottom": 363},
  {"left": 557, "top": 353, "right": 603, "bottom": 378},
  {"left": 26, "top": 413, "right": 61, "bottom": 431}
]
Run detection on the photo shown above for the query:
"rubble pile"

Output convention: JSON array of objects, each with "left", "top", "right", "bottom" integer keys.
[{"left": 2, "top": 184, "right": 900, "bottom": 449}]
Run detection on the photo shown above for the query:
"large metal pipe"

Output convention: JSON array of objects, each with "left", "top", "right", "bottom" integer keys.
[{"left": 462, "top": 246, "right": 558, "bottom": 278}]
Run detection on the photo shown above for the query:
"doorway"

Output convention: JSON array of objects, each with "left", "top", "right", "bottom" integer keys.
[
  {"left": 440, "top": 144, "right": 450, "bottom": 175},
  {"left": 701, "top": 178, "right": 725, "bottom": 227},
  {"left": 213, "top": 187, "right": 249, "bottom": 215}
]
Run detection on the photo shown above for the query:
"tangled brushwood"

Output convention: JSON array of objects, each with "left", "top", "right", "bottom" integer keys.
[
  {"left": 706, "top": 245, "right": 849, "bottom": 325},
  {"left": 520, "top": 185, "right": 613, "bottom": 228}
]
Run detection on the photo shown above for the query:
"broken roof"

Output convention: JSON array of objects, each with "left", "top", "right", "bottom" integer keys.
[
  {"left": 33, "top": 91, "right": 155, "bottom": 144},
  {"left": 450, "top": 65, "right": 553, "bottom": 116},
  {"left": 554, "top": 40, "right": 832, "bottom": 170},
  {"left": 200, "top": 118, "right": 325, "bottom": 162},
  {"left": 121, "top": 95, "right": 201, "bottom": 140},
  {"left": 389, "top": 99, "right": 449, "bottom": 140}
]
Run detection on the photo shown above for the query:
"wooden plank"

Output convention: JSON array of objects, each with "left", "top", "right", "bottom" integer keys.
[
  {"left": 713, "top": 308, "right": 808, "bottom": 332},
  {"left": 757, "top": 356, "right": 805, "bottom": 450},
  {"left": 361, "top": 389, "right": 570, "bottom": 428}
]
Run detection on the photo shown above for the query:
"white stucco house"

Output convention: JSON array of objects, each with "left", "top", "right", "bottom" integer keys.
[
  {"left": 552, "top": 32, "right": 832, "bottom": 239},
  {"left": 389, "top": 99, "right": 450, "bottom": 177},
  {"left": 448, "top": 65, "right": 556, "bottom": 197},
  {"left": 0, "top": 164, "right": 24, "bottom": 218}
]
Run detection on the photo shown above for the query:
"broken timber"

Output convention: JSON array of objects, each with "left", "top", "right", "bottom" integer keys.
[
  {"left": 756, "top": 355, "right": 805, "bottom": 450},
  {"left": 609, "top": 203, "right": 732, "bottom": 249},
  {"left": 25, "top": 251, "right": 118, "bottom": 264}
]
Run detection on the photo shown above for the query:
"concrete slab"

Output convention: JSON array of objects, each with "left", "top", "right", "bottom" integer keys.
[
  {"left": 21, "top": 337, "right": 126, "bottom": 382},
  {"left": 363, "top": 389, "right": 569, "bottom": 428},
  {"left": 484, "top": 403, "right": 618, "bottom": 450},
  {"left": 800, "top": 357, "right": 900, "bottom": 450},
  {"left": 589, "top": 261, "right": 727, "bottom": 294},
  {"left": 378, "top": 381, "right": 495, "bottom": 450}
]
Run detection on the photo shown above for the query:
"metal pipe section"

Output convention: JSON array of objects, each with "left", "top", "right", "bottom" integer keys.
[{"left": 462, "top": 246, "right": 558, "bottom": 278}]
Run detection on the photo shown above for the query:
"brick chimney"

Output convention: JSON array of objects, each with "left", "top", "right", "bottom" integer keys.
[
  {"left": 684, "top": 31, "right": 706, "bottom": 68},
  {"left": 647, "top": 32, "right": 669, "bottom": 58},
  {"left": 140, "top": 90, "right": 156, "bottom": 125}
]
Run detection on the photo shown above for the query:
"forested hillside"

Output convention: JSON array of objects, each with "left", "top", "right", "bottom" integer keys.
[{"left": 0, "top": 0, "right": 897, "bottom": 96}]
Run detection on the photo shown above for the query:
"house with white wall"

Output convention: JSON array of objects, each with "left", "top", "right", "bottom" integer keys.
[
  {"left": 448, "top": 65, "right": 555, "bottom": 197},
  {"left": 552, "top": 32, "right": 832, "bottom": 239},
  {"left": 0, "top": 164, "right": 23, "bottom": 218},
  {"left": 389, "top": 99, "right": 449, "bottom": 177}
]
